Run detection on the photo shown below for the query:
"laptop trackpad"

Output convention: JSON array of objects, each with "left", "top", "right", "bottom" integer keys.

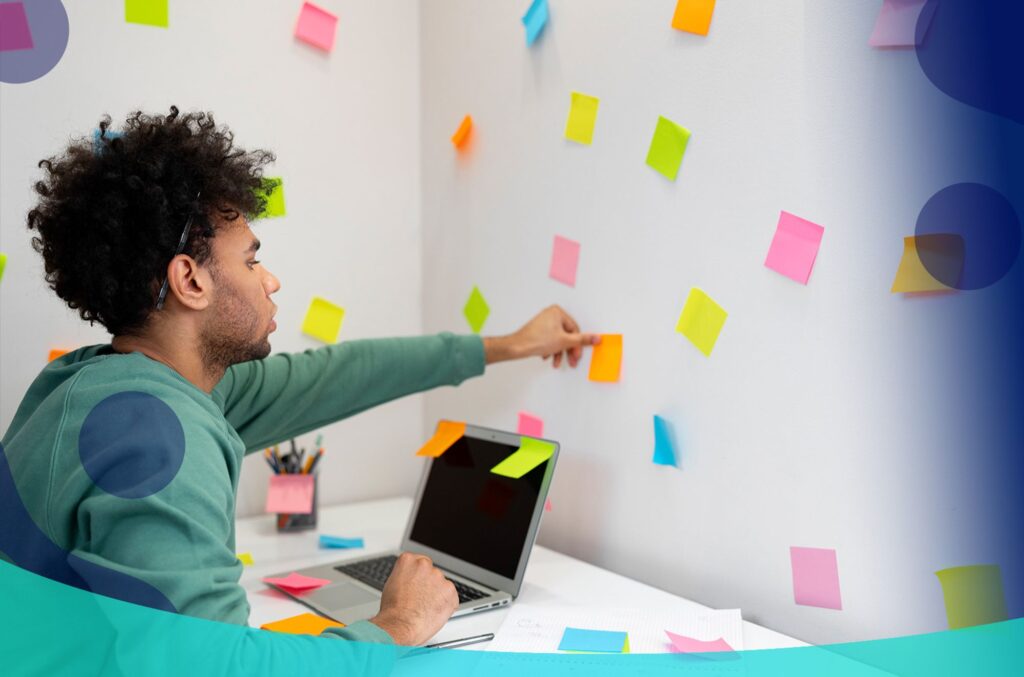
[{"left": 313, "top": 583, "right": 379, "bottom": 609}]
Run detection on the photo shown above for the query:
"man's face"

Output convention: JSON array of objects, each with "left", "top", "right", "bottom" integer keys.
[{"left": 198, "top": 216, "right": 281, "bottom": 369}]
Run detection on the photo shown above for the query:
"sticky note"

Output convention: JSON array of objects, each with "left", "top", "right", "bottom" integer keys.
[
  {"left": 565, "top": 92, "right": 600, "bottom": 146},
  {"left": 558, "top": 627, "right": 629, "bottom": 653},
  {"left": 125, "top": 0, "right": 168, "bottom": 28},
  {"left": 935, "top": 565, "right": 1008, "bottom": 629},
  {"left": 319, "top": 535, "right": 365, "bottom": 549},
  {"left": 646, "top": 116, "right": 691, "bottom": 182},
  {"left": 522, "top": 0, "right": 549, "bottom": 46},
  {"left": 261, "top": 612, "right": 345, "bottom": 635},
  {"left": 545, "top": 498, "right": 553, "bottom": 512},
  {"left": 451, "top": 115, "right": 473, "bottom": 148},
  {"left": 671, "top": 0, "right": 716, "bottom": 36},
  {"left": 48, "top": 349, "right": 69, "bottom": 362},
  {"left": 652, "top": 415, "right": 678, "bottom": 467},
  {"left": 869, "top": 0, "right": 936, "bottom": 48},
  {"left": 258, "top": 177, "right": 286, "bottom": 218},
  {"left": 0, "top": 2, "right": 34, "bottom": 51},
  {"left": 262, "top": 572, "right": 332, "bottom": 592},
  {"left": 416, "top": 420, "right": 466, "bottom": 457},
  {"left": 301, "top": 297, "right": 345, "bottom": 343},
  {"left": 0, "top": 252, "right": 6, "bottom": 282},
  {"left": 764, "top": 211, "right": 825, "bottom": 285},
  {"left": 490, "top": 437, "right": 556, "bottom": 479},
  {"left": 588, "top": 334, "right": 622, "bottom": 382},
  {"left": 265, "top": 474, "right": 315, "bottom": 514},
  {"left": 295, "top": 2, "right": 338, "bottom": 52},
  {"left": 790, "top": 546, "right": 842, "bottom": 610},
  {"left": 549, "top": 235, "right": 581, "bottom": 286},
  {"left": 891, "top": 234, "right": 963, "bottom": 293},
  {"left": 237, "top": 552, "right": 254, "bottom": 566},
  {"left": 665, "top": 630, "right": 733, "bottom": 654},
  {"left": 463, "top": 285, "right": 490, "bottom": 333},
  {"left": 676, "top": 288, "right": 727, "bottom": 357},
  {"left": 517, "top": 411, "right": 544, "bottom": 437}
]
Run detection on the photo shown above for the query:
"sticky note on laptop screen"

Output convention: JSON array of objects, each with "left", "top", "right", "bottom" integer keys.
[
  {"left": 416, "top": 420, "right": 466, "bottom": 457},
  {"left": 490, "top": 437, "right": 555, "bottom": 479}
]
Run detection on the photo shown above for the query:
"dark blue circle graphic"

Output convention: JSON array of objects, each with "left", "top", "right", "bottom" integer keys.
[
  {"left": 78, "top": 392, "right": 185, "bottom": 499},
  {"left": 914, "top": 183, "right": 1021, "bottom": 291}
]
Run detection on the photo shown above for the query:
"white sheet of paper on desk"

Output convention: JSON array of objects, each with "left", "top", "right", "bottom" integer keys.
[{"left": 488, "top": 604, "right": 744, "bottom": 654}]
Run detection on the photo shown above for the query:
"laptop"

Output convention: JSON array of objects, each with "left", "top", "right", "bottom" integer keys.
[{"left": 264, "top": 423, "right": 559, "bottom": 623}]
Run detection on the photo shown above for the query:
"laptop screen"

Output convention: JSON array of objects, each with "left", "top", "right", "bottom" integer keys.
[{"left": 408, "top": 434, "right": 549, "bottom": 579}]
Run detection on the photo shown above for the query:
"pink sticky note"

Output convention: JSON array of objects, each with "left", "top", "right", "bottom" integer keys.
[
  {"left": 549, "top": 235, "right": 581, "bottom": 287},
  {"left": 265, "top": 474, "right": 315, "bottom": 514},
  {"left": 517, "top": 411, "right": 545, "bottom": 437},
  {"left": 790, "top": 546, "right": 843, "bottom": 610},
  {"left": 868, "top": 0, "right": 936, "bottom": 48},
  {"left": 0, "top": 3, "right": 34, "bottom": 52},
  {"left": 545, "top": 499, "right": 552, "bottom": 512},
  {"left": 665, "top": 630, "right": 734, "bottom": 654},
  {"left": 294, "top": 2, "right": 338, "bottom": 52},
  {"left": 764, "top": 211, "right": 824, "bottom": 285},
  {"left": 263, "top": 572, "right": 331, "bottom": 592}
]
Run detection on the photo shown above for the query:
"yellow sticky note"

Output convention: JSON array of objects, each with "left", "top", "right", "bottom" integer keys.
[
  {"left": 0, "top": 252, "right": 7, "bottom": 283},
  {"left": 891, "top": 235, "right": 963, "bottom": 293},
  {"left": 935, "top": 565, "right": 1008, "bottom": 629},
  {"left": 490, "top": 437, "right": 556, "bottom": 479},
  {"left": 125, "top": 0, "right": 169, "bottom": 28},
  {"left": 588, "top": 334, "right": 623, "bottom": 383},
  {"left": 565, "top": 92, "right": 600, "bottom": 145},
  {"left": 416, "top": 420, "right": 466, "bottom": 457},
  {"left": 237, "top": 552, "right": 254, "bottom": 566},
  {"left": 671, "top": 0, "right": 716, "bottom": 36},
  {"left": 452, "top": 115, "right": 473, "bottom": 148},
  {"left": 261, "top": 612, "right": 345, "bottom": 635},
  {"left": 301, "top": 297, "right": 345, "bottom": 343},
  {"left": 646, "top": 116, "right": 691, "bottom": 181},
  {"left": 463, "top": 286, "right": 490, "bottom": 333},
  {"left": 259, "top": 177, "right": 286, "bottom": 218},
  {"left": 676, "top": 288, "right": 727, "bottom": 357}
]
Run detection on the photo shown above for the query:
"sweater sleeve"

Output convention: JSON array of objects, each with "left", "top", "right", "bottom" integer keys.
[{"left": 212, "top": 333, "right": 486, "bottom": 453}]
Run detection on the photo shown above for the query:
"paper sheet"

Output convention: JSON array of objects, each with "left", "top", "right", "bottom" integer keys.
[
  {"left": 262, "top": 572, "right": 331, "bottom": 592},
  {"left": 935, "top": 565, "right": 1008, "bottom": 629},
  {"left": 416, "top": 420, "right": 466, "bottom": 457},
  {"left": 491, "top": 437, "right": 556, "bottom": 479},
  {"left": 652, "top": 415, "right": 678, "bottom": 467},
  {"left": 237, "top": 552, "right": 254, "bottom": 566},
  {"left": 265, "top": 475, "right": 315, "bottom": 514},
  {"left": 319, "top": 535, "right": 364, "bottom": 549},
  {"left": 790, "top": 546, "right": 843, "bottom": 610},
  {"left": 125, "top": 0, "right": 168, "bottom": 29},
  {"left": 260, "top": 177, "right": 287, "bottom": 218},
  {"left": 549, "top": 235, "right": 581, "bottom": 286},
  {"left": 489, "top": 604, "right": 744, "bottom": 654},
  {"left": 463, "top": 285, "right": 490, "bottom": 333},
  {"left": 48, "top": 349, "right": 69, "bottom": 362},
  {"left": 671, "top": 0, "right": 717, "bottom": 37},
  {"left": 558, "top": 627, "right": 629, "bottom": 653},
  {"left": 646, "top": 116, "right": 691, "bottom": 181},
  {"left": 301, "top": 296, "right": 345, "bottom": 343},
  {"left": 676, "top": 288, "right": 727, "bottom": 357},
  {"left": 522, "top": 0, "right": 549, "bottom": 46},
  {"left": 891, "top": 234, "right": 963, "bottom": 293},
  {"left": 565, "top": 92, "right": 600, "bottom": 145},
  {"left": 0, "top": 252, "right": 7, "bottom": 282},
  {"left": 261, "top": 612, "right": 345, "bottom": 634},
  {"left": 517, "top": 412, "right": 544, "bottom": 437},
  {"left": 451, "top": 115, "right": 473, "bottom": 148},
  {"left": 295, "top": 2, "right": 339, "bottom": 52},
  {"left": 588, "top": 334, "right": 623, "bottom": 382},
  {"left": 764, "top": 211, "right": 824, "bottom": 285}
]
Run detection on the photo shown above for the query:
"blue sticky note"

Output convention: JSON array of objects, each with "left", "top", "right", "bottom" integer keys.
[
  {"left": 558, "top": 627, "right": 628, "bottom": 653},
  {"left": 319, "top": 535, "right": 365, "bottom": 549},
  {"left": 652, "top": 415, "right": 678, "bottom": 467},
  {"left": 522, "top": 0, "right": 549, "bottom": 46}
]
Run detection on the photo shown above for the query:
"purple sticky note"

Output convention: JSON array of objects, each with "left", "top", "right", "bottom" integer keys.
[
  {"left": 517, "top": 411, "right": 544, "bottom": 437},
  {"left": 764, "top": 211, "right": 824, "bottom": 285},
  {"left": 790, "top": 546, "right": 843, "bottom": 610},
  {"left": 665, "top": 630, "right": 734, "bottom": 654},
  {"left": 0, "top": 2, "right": 34, "bottom": 52},
  {"left": 295, "top": 1, "right": 338, "bottom": 52},
  {"left": 868, "top": 0, "right": 936, "bottom": 48},
  {"left": 265, "top": 474, "right": 315, "bottom": 514},
  {"left": 549, "top": 235, "right": 581, "bottom": 287},
  {"left": 263, "top": 572, "right": 331, "bottom": 592}
]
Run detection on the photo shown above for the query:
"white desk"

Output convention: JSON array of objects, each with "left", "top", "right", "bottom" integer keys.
[{"left": 237, "top": 497, "right": 807, "bottom": 650}]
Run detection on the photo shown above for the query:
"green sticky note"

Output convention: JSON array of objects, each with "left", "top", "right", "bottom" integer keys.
[
  {"left": 565, "top": 92, "right": 600, "bottom": 145},
  {"left": 463, "top": 286, "right": 490, "bottom": 334},
  {"left": 646, "top": 115, "right": 691, "bottom": 181},
  {"left": 259, "top": 177, "right": 286, "bottom": 218},
  {"left": 676, "top": 287, "right": 727, "bottom": 357},
  {"left": 125, "top": 0, "right": 169, "bottom": 28},
  {"left": 0, "top": 252, "right": 7, "bottom": 283},
  {"left": 301, "top": 297, "right": 345, "bottom": 343},
  {"left": 936, "top": 565, "right": 1009, "bottom": 629},
  {"left": 490, "top": 437, "right": 555, "bottom": 479}
]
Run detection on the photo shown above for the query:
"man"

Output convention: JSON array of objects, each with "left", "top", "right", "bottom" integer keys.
[{"left": 1, "top": 107, "right": 597, "bottom": 650}]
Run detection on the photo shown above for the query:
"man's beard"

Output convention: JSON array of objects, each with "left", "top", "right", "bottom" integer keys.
[{"left": 199, "top": 280, "right": 271, "bottom": 376}]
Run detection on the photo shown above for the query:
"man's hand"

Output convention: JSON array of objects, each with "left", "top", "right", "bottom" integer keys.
[
  {"left": 483, "top": 305, "right": 601, "bottom": 368},
  {"left": 369, "top": 552, "right": 459, "bottom": 646}
]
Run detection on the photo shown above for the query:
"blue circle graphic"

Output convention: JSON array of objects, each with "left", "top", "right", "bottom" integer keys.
[
  {"left": 0, "top": 1, "right": 69, "bottom": 84},
  {"left": 78, "top": 391, "right": 186, "bottom": 499}
]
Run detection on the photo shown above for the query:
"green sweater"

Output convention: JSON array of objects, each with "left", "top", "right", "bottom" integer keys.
[{"left": 0, "top": 333, "right": 485, "bottom": 646}]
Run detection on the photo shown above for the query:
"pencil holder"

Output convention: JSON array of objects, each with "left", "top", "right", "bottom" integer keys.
[{"left": 277, "top": 473, "right": 318, "bottom": 532}]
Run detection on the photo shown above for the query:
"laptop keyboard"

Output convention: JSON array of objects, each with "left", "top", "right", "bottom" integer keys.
[{"left": 335, "top": 555, "right": 490, "bottom": 604}]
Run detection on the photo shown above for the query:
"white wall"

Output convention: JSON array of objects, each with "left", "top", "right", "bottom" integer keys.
[
  {"left": 419, "top": 0, "right": 976, "bottom": 645},
  {"left": 0, "top": 1, "right": 425, "bottom": 516}
]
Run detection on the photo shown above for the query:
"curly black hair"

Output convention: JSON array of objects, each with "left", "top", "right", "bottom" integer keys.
[{"left": 27, "top": 106, "right": 276, "bottom": 336}]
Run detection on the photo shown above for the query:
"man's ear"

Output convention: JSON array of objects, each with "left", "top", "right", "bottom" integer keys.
[{"left": 166, "top": 255, "right": 212, "bottom": 311}]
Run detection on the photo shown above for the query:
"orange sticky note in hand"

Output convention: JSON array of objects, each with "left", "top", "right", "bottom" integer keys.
[
  {"left": 416, "top": 420, "right": 466, "bottom": 457},
  {"left": 588, "top": 334, "right": 622, "bottom": 383},
  {"left": 672, "top": 0, "right": 716, "bottom": 36},
  {"left": 262, "top": 612, "right": 345, "bottom": 635},
  {"left": 452, "top": 115, "right": 473, "bottom": 148}
]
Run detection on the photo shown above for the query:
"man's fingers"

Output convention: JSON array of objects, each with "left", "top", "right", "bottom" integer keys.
[{"left": 553, "top": 352, "right": 563, "bottom": 369}]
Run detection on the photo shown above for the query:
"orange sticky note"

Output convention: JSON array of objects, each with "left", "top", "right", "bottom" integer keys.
[
  {"left": 671, "top": 0, "right": 716, "bottom": 36},
  {"left": 48, "top": 349, "right": 69, "bottom": 362},
  {"left": 452, "top": 115, "right": 473, "bottom": 148},
  {"left": 416, "top": 420, "right": 466, "bottom": 457},
  {"left": 261, "top": 612, "right": 345, "bottom": 635},
  {"left": 588, "top": 334, "right": 623, "bottom": 383}
]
